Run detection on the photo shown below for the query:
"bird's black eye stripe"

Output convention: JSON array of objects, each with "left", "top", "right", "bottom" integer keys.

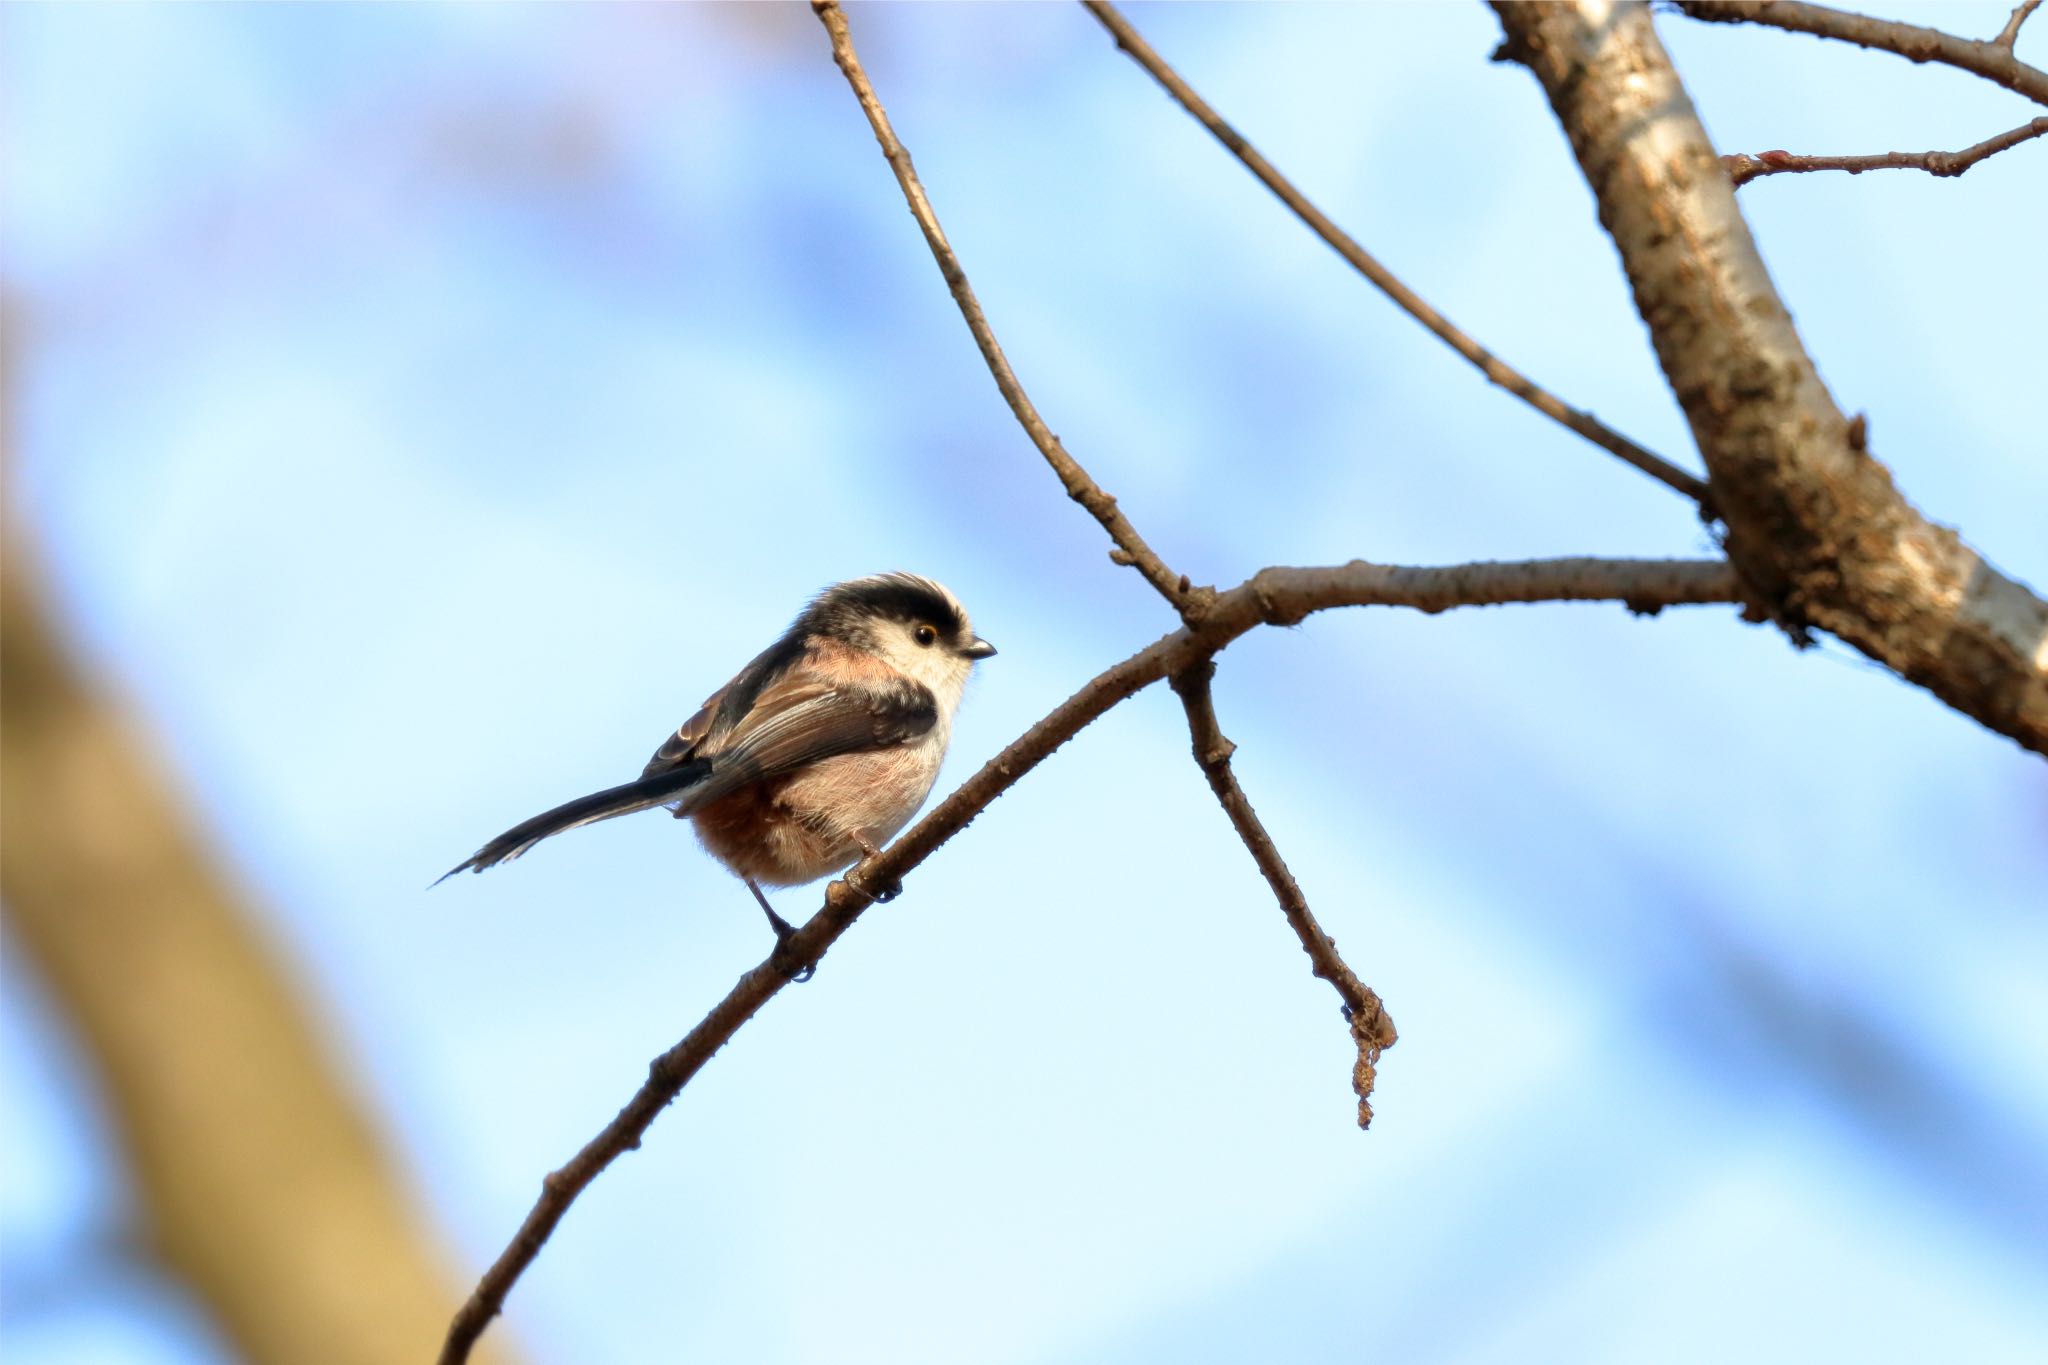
[
  {"left": 913, "top": 624, "right": 938, "bottom": 647},
  {"left": 819, "top": 576, "right": 965, "bottom": 638}
]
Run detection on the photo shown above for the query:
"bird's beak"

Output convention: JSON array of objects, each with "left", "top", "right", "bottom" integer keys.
[{"left": 961, "top": 637, "right": 997, "bottom": 660}]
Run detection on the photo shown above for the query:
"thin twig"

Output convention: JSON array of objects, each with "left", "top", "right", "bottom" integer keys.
[
  {"left": 1722, "top": 116, "right": 2048, "bottom": 184},
  {"left": 1994, "top": 0, "right": 2042, "bottom": 51},
  {"left": 1170, "top": 660, "right": 1397, "bottom": 1128},
  {"left": 1678, "top": 1, "right": 2048, "bottom": 107},
  {"left": 809, "top": 0, "right": 1194, "bottom": 615},
  {"left": 438, "top": 553, "right": 1742, "bottom": 1365},
  {"left": 1079, "top": 0, "right": 1713, "bottom": 511}
]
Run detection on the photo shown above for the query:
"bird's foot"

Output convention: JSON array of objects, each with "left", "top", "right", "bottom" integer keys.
[
  {"left": 844, "top": 872, "right": 903, "bottom": 905},
  {"left": 772, "top": 919, "right": 817, "bottom": 984},
  {"left": 847, "top": 833, "right": 903, "bottom": 904}
]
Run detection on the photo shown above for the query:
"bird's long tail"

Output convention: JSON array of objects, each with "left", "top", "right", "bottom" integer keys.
[{"left": 434, "top": 761, "right": 711, "bottom": 885}]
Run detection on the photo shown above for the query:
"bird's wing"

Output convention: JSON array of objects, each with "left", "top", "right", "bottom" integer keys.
[
  {"left": 642, "top": 630, "right": 812, "bottom": 779},
  {"left": 642, "top": 682, "right": 728, "bottom": 779},
  {"left": 436, "top": 675, "right": 935, "bottom": 883},
  {"left": 667, "top": 673, "right": 939, "bottom": 817}
]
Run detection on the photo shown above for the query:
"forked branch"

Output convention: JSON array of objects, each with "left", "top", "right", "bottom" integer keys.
[
  {"left": 1678, "top": 1, "right": 2048, "bottom": 106},
  {"left": 440, "top": 4, "right": 1832, "bottom": 1357},
  {"left": 811, "top": 0, "right": 1407, "bottom": 1142},
  {"left": 437, "top": 553, "right": 1741, "bottom": 1365},
  {"left": 1494, "top": 1, "right": 2048, "bottom": 754}
]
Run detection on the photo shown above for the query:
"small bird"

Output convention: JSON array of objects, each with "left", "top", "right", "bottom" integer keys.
[{"left": 438, "top": 573, "right": 995, "bottom": 947}]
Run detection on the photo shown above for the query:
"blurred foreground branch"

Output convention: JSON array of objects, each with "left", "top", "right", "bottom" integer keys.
[{"left": 1, "top": 535, "right": 518, "bottom": 1365}]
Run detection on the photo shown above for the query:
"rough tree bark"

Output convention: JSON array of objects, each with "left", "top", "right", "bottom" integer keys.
[{"left": 1492, "top": 0, "right": 2048, "bottom": 754}]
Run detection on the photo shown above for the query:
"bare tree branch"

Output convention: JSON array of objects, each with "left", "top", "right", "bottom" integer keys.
[
  {"left": 1678, "top": 1, "right": 2048, "bottom": 106},
  {"left": 446, "top": 9, "right": 2047, "bottom": 1357},
  {"left": 438, "top": 552, "right": 1740, "bottom": 1364},
  {"left": 809, "top": 0, "right": 1409, "bottom": 1138},
  {"left": 1994, "top": 0, "right": 2042, "bottom": 51},
  {"left": 1171, "top": 661, "right": 1397, "bottom": 1128},
  {"left": 806, "top": 0, "right": 1397, "bottom": 1113},
  {"left": 1721, "top": 116, "right": 2048, "bottom": 184},
  {"left": 1494, "top": 1, "right": 2048, "bottom": 756},
  {"left": 1080, "top": 0, "right": 1713, "bottom": 510},
  {"left": 809, "top": 0, "right": 1193, "bottom": 614}
]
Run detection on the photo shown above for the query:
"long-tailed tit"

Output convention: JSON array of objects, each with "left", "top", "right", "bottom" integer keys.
[{"left": 439, "top": 573, "right": 995, "bottom": 946}]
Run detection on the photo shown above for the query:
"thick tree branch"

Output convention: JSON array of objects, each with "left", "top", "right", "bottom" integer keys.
[
  {"left": 810, "top": 0, "right": 1192, "bottom": 614},
  {"left": 1081, "top": 0, "right": 1713, "bottom": 510},
  {"left": 1171, "top": 661, "right": 1397, "bottom": 1128},
  {"left": 1721, "top": 116, "right": 2048, "bottom": 184},
  {"left": 1493, "top": 1, "right": 2048, "bottom": 755},
  {"left": 1678, "top": 1, "right": 2048, "bottom": 106},
  {"left": 438, "top": 553, "right": 1740, "bottom": 1364}
]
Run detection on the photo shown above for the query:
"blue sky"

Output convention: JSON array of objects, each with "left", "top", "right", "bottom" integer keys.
[{"left": 6, "top": 4, "right": 2046, "bottom": 1363}]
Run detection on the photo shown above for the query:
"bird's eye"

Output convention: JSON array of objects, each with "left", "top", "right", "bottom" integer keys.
[{"left": 913, "top": 624, "right": 938, "bottom": 647}]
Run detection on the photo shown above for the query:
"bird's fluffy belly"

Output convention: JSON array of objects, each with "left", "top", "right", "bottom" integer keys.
[{"left": 689, "top": 746, "right": 937, "bottom": 886}]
